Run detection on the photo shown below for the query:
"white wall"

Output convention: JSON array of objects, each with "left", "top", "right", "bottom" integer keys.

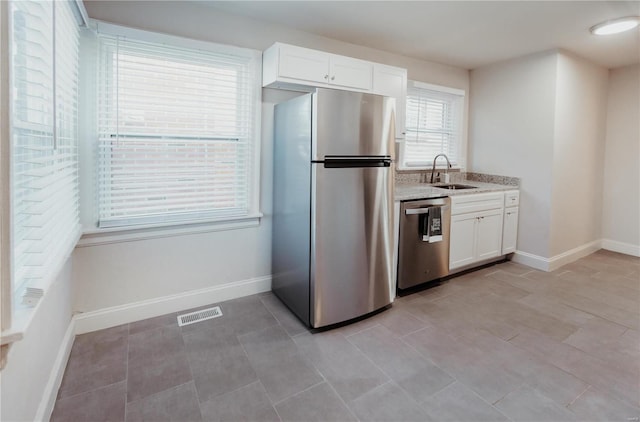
[
  {"left": 468, "top": 52, "right": 558, "bottom": 258},
  {"left": 602, "top": 64, "right": 640, "bottom": 255},
  {"left": 74, "top": 1, "right": 470, "bottom": 314},
  {"left": 550, "top": 53, "right": 608, "bottom": 256},
  {"left": 0, "top": 259, "right": 74, "bottom": 422}
]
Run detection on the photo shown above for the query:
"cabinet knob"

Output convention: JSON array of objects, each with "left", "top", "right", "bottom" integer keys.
[
  {"left": 331, "top": 76, "right": 335, "bottom": 81},
  {"left": 324, "top": 74, "right": 329, "bottom": 79}
]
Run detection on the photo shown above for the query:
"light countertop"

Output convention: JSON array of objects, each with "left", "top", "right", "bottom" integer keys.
[{"left": 395, "top": 181, "right": 518, "bottom": 201}]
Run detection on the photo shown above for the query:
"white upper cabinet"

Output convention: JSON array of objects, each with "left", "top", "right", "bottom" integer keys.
[
  {"left": 277, "top": 44, "right": 331, "bottom": 85},
  {"left": 373, "top": 64, "right": 407, "bottom": 139},
  {"left": 264, "top": 43, "right": 372, "bottom": 92},
  {"left": 263, "top": 43, "right": 407, "bottom": 139},
  {"left": 328, "top": 55, "right": 373, "bottom": 90}
]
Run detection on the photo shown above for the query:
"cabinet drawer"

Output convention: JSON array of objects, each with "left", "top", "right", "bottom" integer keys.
[
  {"left": 504, "top": 190, "right": 520, "bottom": 207},
  {"left": 451, "top": 192, "right": 503, "bottom": 215}
]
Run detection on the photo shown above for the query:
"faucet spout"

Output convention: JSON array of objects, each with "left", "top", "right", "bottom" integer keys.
[{"left": 430, "top": 154, "right": 452, "bottom": 184}]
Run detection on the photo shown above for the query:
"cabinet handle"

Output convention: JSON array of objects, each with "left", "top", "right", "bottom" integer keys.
[
  {"left": 324, "top": 74, "right": 329, "bottom": 79},
  {"left": 331, "top": 76, "right": 335, "bottom": 81}
]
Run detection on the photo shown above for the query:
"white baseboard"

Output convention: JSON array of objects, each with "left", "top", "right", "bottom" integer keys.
[
  {"left": 74, "top": 275, "right": 272, "bottom": 335},
  {"left": 547, "top": 240, "right": 602, "bottom": 271},
  {"left": 511, "top": 250, "right": 551, "bottom": 271},
  {"left": 512, "top": 240, "right": 602, "bottom": 272},
  {"left": 35, "top": 318, "right": 76, "bottom": 422},
  {"left": 601, "top": 239, "right": 640, "bottom": 257}
]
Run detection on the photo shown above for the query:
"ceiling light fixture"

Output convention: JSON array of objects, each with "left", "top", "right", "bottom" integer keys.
[{"left": 590, "top": 16, "right": 640, "bottom": 35}]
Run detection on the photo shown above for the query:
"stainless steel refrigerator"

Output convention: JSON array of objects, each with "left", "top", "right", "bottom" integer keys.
[{"left": 272, "top": 88, "right": 396, "bottom": 328}]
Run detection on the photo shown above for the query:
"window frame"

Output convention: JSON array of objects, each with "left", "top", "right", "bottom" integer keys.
[
  {"left": 85, "top": 21, "right": 263, "bottom": 234},
  {"left": 398, "top": 80, "right": 466, "bottom": 171},
  {"left": 1, "top": 0, "right": 86, "bottom": 347}
]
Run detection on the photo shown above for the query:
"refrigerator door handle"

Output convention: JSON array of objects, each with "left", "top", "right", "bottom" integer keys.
[
  {"left": 322, "top": 156, "right": 392, "bottom": 168},
  {"left": 322, "top": 155, "right": 392, "bottom": 160}
]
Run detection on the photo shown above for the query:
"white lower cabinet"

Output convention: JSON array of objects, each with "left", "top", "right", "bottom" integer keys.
[
  {"left": 450, "top": 213, "right": 477, "bottom": 269},
  {"left": 476, "top": 209, "right": 504, "bottom": 261},
  {"left": 449, "top": 191, "right": 513, "bottom": 271},
  {"left": 502, "top": 207, "right": 519, "bottom": 254},
  {"left": 450, "top": 208, "right": 504, "bottom": 270}
]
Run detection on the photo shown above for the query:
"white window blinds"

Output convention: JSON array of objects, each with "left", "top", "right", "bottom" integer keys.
[
  {"left": 10, "top": 0, "right": 81, "bottom": 300},
  {"left": 403, "top": 82, "right": 465, "bottom": 167},
  {"left": 96, "top": 31, "right": 261, "bottom": 228}
]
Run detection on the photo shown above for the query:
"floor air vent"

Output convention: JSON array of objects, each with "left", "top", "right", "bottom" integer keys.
[{"left": 177, "top": 306, "right": 222, "bottom": 327}]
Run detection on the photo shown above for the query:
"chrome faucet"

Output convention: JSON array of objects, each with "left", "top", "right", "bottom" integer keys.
[{"left": 430, "top": 154, "right": 452, "bottom": 183}]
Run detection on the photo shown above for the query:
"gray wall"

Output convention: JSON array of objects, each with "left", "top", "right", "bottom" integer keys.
[
  {"left": 469, "top": 50, "right": 610, "bottom": 264},
  {"left": 602, "top": 64, "right": 640, "bottom": 253},
  {"left": 469, "top": 51, "right": 558, "bottom": 259}
]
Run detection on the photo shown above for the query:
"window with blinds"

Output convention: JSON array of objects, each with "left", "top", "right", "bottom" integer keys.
[
  {"left": 10, "top": 0, "right": 81, "bottom": 300},
  {"left": 96, "top": 31, "right": 261, "bottom": 228},
  {"left": 403, "top": 81, "right": 465, "bottom": 168}
]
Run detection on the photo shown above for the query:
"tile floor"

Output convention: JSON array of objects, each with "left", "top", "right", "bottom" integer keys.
[{"left": 51, "top": 250, "right": 640, "bottom": 422}]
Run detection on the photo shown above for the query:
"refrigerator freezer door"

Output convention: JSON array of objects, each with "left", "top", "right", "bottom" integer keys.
[
  {"left": 311, "top": 164, "right": 395, "bottom": 327},
  {"left": 313, "top": 89, "right": 395, "bottom": 161}
]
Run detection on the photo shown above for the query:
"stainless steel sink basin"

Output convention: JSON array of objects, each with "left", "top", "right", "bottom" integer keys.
[{"left": 433, "top": 183, "right": 478, "bottom": 190}]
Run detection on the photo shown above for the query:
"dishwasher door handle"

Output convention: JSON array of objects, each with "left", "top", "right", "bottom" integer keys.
[{"left": 405, "top": 205, "right": 450, "bottom": 215}]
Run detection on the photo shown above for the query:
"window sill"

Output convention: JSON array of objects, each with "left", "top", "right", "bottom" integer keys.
[
  {"left": 77, "top": 213, "right": 264, "bottom": 247},
  {"left": 0, "top": 302, "right": 37, "bottom": 346}
]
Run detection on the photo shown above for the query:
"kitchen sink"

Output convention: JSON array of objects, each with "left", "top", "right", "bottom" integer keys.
[{"left": 433, "top": 183, "right": 478, "bottom": 190}]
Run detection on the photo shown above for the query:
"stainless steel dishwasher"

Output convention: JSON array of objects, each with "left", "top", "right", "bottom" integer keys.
[{"left": 398, "top": 197, "right": 451, "bottom": 290}]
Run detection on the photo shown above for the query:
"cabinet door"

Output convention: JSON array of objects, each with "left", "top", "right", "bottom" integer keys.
[
  {"left": 373, "top": 64, "right": 407, "bottom": 139},
  {"left": 476, "top": 209, "right": 504, "bottom": 261},
  {"left": 502, "top": 207, "right": 519, "bottom": 254},
  {"left": 329, "top": 56, "right": 373, "bottom": 91},
  {"left": 450, "top": 213, "right": 476, "bottom": 270},
  {"left": 278, "top": 44, "right": 330, "bottom": 85}
]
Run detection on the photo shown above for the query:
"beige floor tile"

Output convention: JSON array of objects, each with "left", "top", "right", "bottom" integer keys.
[
  {"left": 517, "top": 292, "right": 596, "bottom": 326},
  {"left": 495, "top": 385, "right": 579, "bottom": 421},
  {"left": 568, "top": 386, "right": 640, "bottom": 422}
]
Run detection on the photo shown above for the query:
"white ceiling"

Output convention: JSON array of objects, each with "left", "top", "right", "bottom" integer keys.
[{"left": 205, "top": 1, "right": 640, "bottom": 69}]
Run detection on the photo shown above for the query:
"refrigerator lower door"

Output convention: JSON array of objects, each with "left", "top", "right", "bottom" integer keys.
[{"left": 311, "top": 164, "right": 395, "bottom": 328}]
